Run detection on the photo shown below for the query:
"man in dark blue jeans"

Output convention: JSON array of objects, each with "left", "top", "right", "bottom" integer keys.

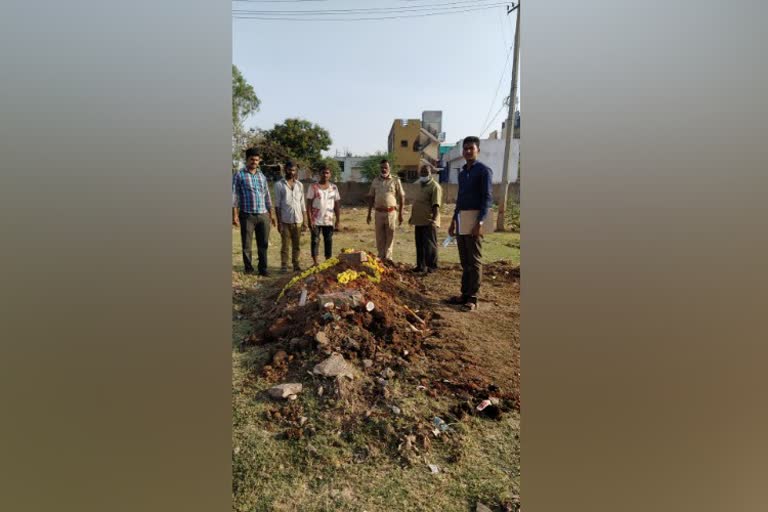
[
  {"left": 232, "top": 148, "right": 277, "bottom": 276},
  {"left": 447, "top": 136, "right": 493, "bottom": 311}
]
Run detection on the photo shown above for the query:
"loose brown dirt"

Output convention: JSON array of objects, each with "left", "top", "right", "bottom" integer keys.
[{"left": 236, "top": 250, "right": 520, "bottom": 463}]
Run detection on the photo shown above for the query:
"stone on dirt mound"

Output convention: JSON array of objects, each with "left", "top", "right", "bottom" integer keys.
[
  {"left": 268, "top": 383, "right": 303, "bottom": 399},
  {"left": 317, "top": 290, "right": 364, "bottom": 309},
  {"left": 312, "top": 353, "right": 356, "bottom": 379}
]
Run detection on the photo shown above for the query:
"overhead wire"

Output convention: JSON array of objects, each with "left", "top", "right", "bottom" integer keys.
[
  {"left": 233, "top": 6, "right": 507, "bottom": 21},
  {"left": 232, "top": 0, "right": 506, "bottom": 12},
  {"left": 479, "top": 102, "right": 507, "bottom": 139},
  {"left": 233, "top": 2, "right": 510, "bottom": 20},
  {"left": 479, "top": 45, "right": 513, "bottom": 136}
]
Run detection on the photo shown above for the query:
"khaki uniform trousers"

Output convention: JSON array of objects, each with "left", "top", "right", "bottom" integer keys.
[{"left": 374, "top": 210, "right": 397, "bottom": 260}]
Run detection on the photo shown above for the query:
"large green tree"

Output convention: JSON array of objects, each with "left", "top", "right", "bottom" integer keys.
[{"left": 264, "top": 118, "right": 332, "bottom": 164}]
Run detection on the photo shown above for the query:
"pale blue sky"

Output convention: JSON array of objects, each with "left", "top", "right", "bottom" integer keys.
[{"left": 232, "top": 1, "right": 518, "bottom": 156}]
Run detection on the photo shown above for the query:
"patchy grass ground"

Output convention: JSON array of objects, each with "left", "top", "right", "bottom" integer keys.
[{"left": 232, "top": 205, "right": 520, "bottom": 512}]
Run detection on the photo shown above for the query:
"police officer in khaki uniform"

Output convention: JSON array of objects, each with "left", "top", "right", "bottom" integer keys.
[{"left": 366, "top": 159, "right": 405, "bottom": 261}]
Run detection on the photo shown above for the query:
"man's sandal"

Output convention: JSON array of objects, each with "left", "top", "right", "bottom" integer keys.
[{"left": 460, "top": 302, "right": 478, "bottom": 312}]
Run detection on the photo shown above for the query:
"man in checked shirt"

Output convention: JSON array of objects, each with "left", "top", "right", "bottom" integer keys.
[{"left": 232, "top": 148, "right": 277, "bottom": 276}]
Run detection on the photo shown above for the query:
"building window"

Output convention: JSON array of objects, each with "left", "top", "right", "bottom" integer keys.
[{"left": 400, "top": 140, "right": 408, "bottom": 147}]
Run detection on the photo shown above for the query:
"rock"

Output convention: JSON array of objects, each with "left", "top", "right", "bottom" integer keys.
[
  {"left": 428, "top": 463, "right": 440, "bottom": 474},
  {"left": 383, "top": 367, "right": 395, "bottom": 379},
  {"left": 317, "top": 290, "right": 364, "bottom": 309},
  {"left": 299, "top": 416, "right": 308, "bottom": 426},
  {"left": 476, "top": 503, "right": 493, "bottom": 512},
  {"left": 362, "top": 359, "right": 374, "bottom": 369},
  {"left": 339, "top": 251, "right": 368, "bottom": 265},
  {"left": 287, "top": 394, "right": 298, "bottom": 401},
  {"left": 390, "top": 405, "right": 401, "bottom": 415},
  {"left": 313, "top": 353, "right": 357, "bottom": 379},
  {"left": 268, "top": 383, "right": 303, "bottom": 399},
  {"left": 343, "top": 337, "right": 360, "bottom": 351},
  {"left": 315, "top": 332, "right": 329, "bottom": 345}
]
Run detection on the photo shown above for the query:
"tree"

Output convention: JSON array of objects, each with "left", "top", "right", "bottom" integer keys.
[
  {"left": 360, "top": 152, "right": 398, "bottom": 182},
  {"left": 232, "top": 66, "right": 261, "bottom": 169},
  {"left": 264, "top": 118, "right": 332, "bottom": 164},
  {"left": 232, "top": 65, "right": 260, "bottom": 132}
]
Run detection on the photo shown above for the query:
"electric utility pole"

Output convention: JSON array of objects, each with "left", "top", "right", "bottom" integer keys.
[{"left": 496, "top": 1, "right": 520, "bottom": 231}]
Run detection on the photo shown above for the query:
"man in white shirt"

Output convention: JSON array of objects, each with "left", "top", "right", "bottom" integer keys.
[
  {"left": 306, "top": 165, "right": 341, "bottom": 266},
  {"left": 273, "top": 161, "right": 308, "bottom": 272}
]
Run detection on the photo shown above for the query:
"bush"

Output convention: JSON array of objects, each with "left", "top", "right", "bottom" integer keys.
[{"left": 505, "top": 199, "right": 520, "bottom": 233}]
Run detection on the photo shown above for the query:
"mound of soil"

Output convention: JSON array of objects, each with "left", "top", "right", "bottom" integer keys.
[{"left": 243, "top": 250, "right": 519, "bottom": 461}]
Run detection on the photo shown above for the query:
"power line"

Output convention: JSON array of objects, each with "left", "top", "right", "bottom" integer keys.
[
  {"left": 479, "top": 102, "right": 507, "bottom": 138},
  {"left": 233, "top": 5, "right": 507, "bottom": 20},
  {"left": 234, "top": 0, "right": 508, "bottom": 14},
  {"left": 232, "top": 1, "right": 509, "bottom": 15},
  {"left": 497, "top": 9, "right": 509, "bottom": 48},
  {"left": 479, "top": 45, "right": 513, "bottom": 136}
]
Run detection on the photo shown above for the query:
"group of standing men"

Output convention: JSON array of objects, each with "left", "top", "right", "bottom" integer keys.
[
  {"left": 232, "top": 148, "right": 341, "bottom": 276},
  {"left": 232, "top": 136, "right": 492, "bottom": 311}
]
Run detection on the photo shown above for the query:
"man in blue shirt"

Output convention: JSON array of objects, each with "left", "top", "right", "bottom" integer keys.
[
  {"left": 232, "top": 148, "right": 276, "bottom": 276},
  {"left": 447, "top": 136, "right": 493, "bottom": 311}
]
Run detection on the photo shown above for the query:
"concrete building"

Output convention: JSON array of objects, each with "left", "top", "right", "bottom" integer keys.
[
  {"left": 387, "top": 113, "right": 442, "bottom": 182},
  {"left": 333, "top": 155, "right": 368, "bottom": 182},
  {"left": 441, "top": 137, "right": 520, "bottom": 185}
]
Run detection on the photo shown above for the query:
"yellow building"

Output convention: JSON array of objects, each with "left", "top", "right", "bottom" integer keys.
[{"left": 388, "top": 118, "right": 441, "bottom": 181}]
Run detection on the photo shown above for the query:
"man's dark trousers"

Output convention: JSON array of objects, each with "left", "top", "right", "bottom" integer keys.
[
  {"left": 311, "top": 225, "right": 334, "bottom": 260},
  {"left": 239, "top": 212, "right": 270, "bottom": 273},
  {"left": 414, "top": 225, "right": 438, "bottom": 271},
  {"left": 457, "top": 234, "right": 482, "bottom": 300}
]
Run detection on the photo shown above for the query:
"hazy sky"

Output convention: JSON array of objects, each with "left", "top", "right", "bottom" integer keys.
[{"left": 232, "top": 1, "right": 518, "bottom": 156}]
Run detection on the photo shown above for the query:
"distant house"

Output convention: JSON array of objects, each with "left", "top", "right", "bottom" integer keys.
[
  {"left": 388, "top": 112, "right": 443, "bottom": 182},
  {"left": 332, "top": 156, "right": 368, "bottom": 182}
]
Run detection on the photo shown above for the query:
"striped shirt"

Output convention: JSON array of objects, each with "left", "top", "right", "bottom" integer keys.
[{"left": 232, "top": 168, "right": 273, "bottom": 214}]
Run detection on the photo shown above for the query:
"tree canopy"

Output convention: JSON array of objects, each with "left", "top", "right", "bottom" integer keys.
[{"left": 264, "top": 118, "right": 332, "bottom": 164}]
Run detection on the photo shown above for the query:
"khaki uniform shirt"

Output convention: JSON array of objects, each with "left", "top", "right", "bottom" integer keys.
[
  {"left": 409, "top": 178, "right": 443, "bottom": 227},
  {"left": 367, "top": 175, "right": 405, "bottom": 209}
]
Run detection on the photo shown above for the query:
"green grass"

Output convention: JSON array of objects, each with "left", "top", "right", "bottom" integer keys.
[{"left": 232, "top": 205, "right": 520, "bottom": 512}]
